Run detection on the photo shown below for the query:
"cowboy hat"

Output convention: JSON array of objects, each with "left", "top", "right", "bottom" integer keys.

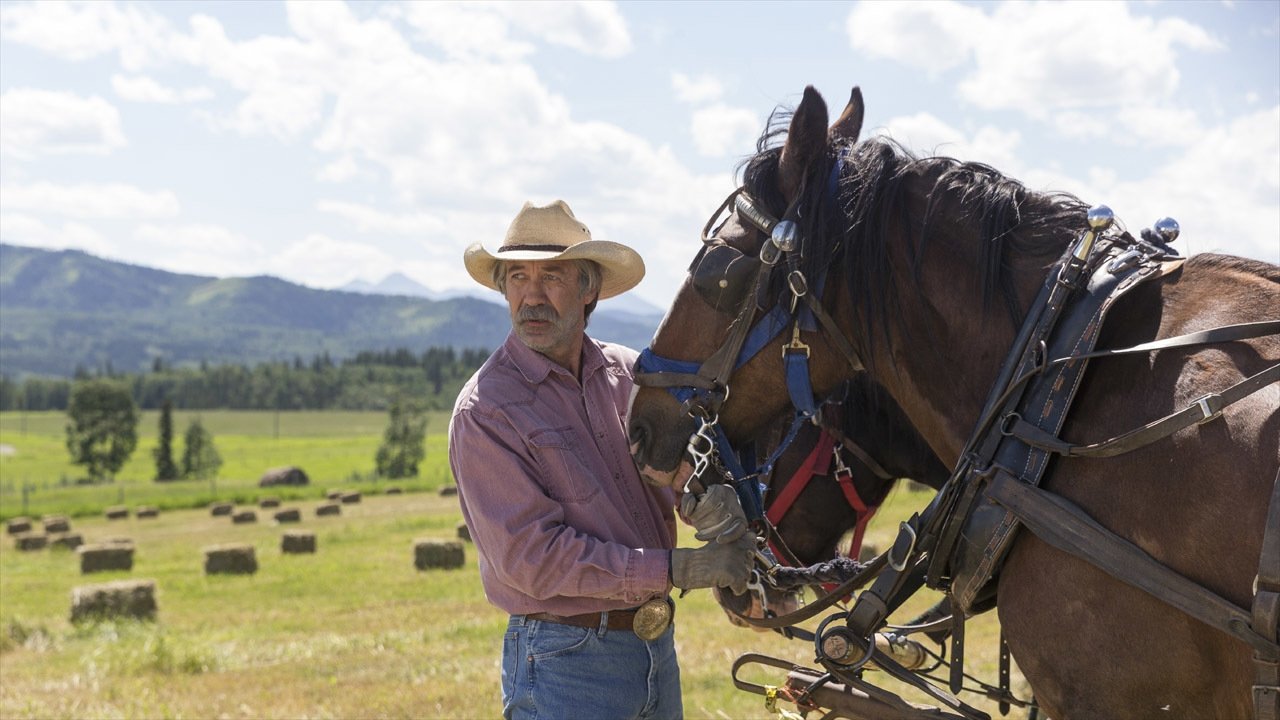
[{"left": 464, "top": 200, "right": 645, "bottom": 300}]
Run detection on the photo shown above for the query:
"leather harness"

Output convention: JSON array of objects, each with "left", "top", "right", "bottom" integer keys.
[{"left": 637, "top": 181, "right": 1280, "bottom": 718}]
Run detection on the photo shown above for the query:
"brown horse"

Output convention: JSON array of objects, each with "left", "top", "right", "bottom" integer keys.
[
  {"left": 630, "top": 86, "right": 1279, "bottom": 719},
  {"left": 714, "top": 375, "right": 949, "bottom": 626}
]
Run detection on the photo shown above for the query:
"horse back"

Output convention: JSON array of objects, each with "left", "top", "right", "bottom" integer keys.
[{"left": 1002, "top": 253, "right": 1278, "bottom": 718}]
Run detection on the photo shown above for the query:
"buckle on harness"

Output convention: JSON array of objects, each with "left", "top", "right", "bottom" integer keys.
[
  {"left": 1194, "top": 393, "right": 1223, "bottom": 425},
  {"left": 783, "top": 324, "right": 810, "bottom": 359},
  {"left": 888, "top": 521, "right": 917, "bottom": 572}
]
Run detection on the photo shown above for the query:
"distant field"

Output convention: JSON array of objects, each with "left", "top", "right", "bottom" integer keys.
[
  {"left": 0, "top": 411, "right": 456, "bottom": 522},
  {"left": 0, "top": 487, "right": 1030, "bottom": 719}
]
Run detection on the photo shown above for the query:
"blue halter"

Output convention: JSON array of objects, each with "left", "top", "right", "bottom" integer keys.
[{"left": 634, "top": 154, "right": 845, "bottom": 519}]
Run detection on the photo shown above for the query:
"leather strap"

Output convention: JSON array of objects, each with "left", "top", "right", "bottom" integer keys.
[
  {"left": 1254, "top": 467, "right": 1280, "bottom": 720},
  {"left": 1008, "top": 362, "right": 1280, "bottom": 458},
  {"left": 986, "top": 469, "right": 1279, "bottom": 657}
]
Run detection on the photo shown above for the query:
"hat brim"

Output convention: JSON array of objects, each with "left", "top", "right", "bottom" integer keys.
[{"left": 464, "top": 240, "right": 645, "bottom": 300}]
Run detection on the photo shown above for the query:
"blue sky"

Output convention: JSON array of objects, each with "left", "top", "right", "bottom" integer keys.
[{"left": 2, "top": 0, "right": 1277, "bottom": 309}]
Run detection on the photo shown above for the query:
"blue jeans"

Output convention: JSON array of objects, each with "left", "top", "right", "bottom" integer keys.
[{"left": 502, "top": 614, "right": 683, "bottom": 720}]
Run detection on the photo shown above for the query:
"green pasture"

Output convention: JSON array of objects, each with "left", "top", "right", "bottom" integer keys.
[
  {"left": 1, "top": 486, "right": 1030, "bottom": 719},
  {"left": 0, "top": 411, "right": 455, "bottom": 522},
  {"left": 1, "top": 409, "right": 1030, "bottom": 718}
]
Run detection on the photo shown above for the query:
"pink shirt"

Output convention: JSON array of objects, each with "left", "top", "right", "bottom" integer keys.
[{"left": 448, "top": 331, "right": 677, "bottom": 616}]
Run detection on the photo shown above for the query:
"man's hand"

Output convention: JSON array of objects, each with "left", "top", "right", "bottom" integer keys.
[
  {"left": 670, "top": 534, "right": 755, "bottom": 595},
  {"left": 679, "top": 483, "right": 749, "bottom": 544}
]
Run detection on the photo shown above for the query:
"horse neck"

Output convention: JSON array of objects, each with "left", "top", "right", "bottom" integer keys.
[
  {"left": 836, "top": 383, "right": 951, "bottom": 490},
  {"left": 843, "top": 193, "right": 1058, "bottom": 466}
]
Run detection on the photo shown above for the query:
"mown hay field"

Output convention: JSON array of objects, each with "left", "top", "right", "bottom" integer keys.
[{"left": 0, "top": 410, "right": 1029, "bottom": 718}]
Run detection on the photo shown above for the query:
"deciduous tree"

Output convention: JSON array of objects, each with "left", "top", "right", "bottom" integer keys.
[
  {"left": 376, "top": 399, "right": 427, "bottom": 478},
  {"left": 181, "top": 419, "right": 222, "bottom": 480},
  {"left": 65, "top": 379, "right": 138, "bottom": 481}
]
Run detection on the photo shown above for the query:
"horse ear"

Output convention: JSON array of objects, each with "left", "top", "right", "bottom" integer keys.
[
  {"left": 829, "top": 86, "right": 864, "bottom": 144},
  {"left": 779, "top": 86, "right": 829, "bottom": 202}
]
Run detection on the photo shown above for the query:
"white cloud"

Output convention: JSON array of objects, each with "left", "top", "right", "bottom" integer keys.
[
  {"left": 877, "top": 113, "right": 1025, "bottom": 175},
  {"left": 265, "top": 233, "right": 399, "bottom": 288},
  {"left": 672, "top": 72, "right": 723, "bottom": 104},
  {"left": 0, "top": 181, "right": 180, "bottom": 219},
  {"left": 0, "top": 213, "right": 116, "bottom": 256},
  {"left": 397, "top": 0, "right": 631, "bottom": 61},
  {"left": 133, "top": 223, "right": 266, "bottom": 278},
  {"left": 0, "top": 0, "right": 183, "bottom": 71},
  {"left": 847, "top": 0, "right": 984, "bottom": 74},
  {"left": 690, "top": 104, "right": 761, "bottom": 158},
  {"left": 847, "top": 1, "right": 1222, "bottom": 120},
  {"left": 111, "top": 74, "right": 214, "bottom": 104},
  {"left": 1096, "top": 106, "right": 1280, "bottom": 263},
  {"left": 316, "top": 200, "right": 447, "bottom": 237},
  {"left": 0, "top": 89, "right": 126, "bottom": 158}
]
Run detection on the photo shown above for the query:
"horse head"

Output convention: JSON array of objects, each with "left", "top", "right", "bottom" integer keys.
[{"left": 629, "top": 86, "right": 870, "bottom": 488}]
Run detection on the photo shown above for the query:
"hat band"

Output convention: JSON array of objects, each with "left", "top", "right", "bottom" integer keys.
[{"left": 498, "top": 244, "right": 569, "bottom": 254}]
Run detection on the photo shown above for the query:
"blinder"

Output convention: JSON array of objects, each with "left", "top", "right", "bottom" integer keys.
[{"left": 690, "top": 243, "right": 762, "bottom": 313}]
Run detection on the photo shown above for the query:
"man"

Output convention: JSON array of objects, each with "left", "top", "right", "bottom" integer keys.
[{"left": 449, "top": 200, "right": 755, "bottom": 720}]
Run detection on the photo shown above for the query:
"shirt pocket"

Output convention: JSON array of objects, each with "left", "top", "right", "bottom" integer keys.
[{"left": 528, "top": 427, "right": 600, "bottom": 504}]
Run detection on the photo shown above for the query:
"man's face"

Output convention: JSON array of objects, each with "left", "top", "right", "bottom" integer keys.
[{"left": 503, "top": 260, "right": 594, "bottom": 367}]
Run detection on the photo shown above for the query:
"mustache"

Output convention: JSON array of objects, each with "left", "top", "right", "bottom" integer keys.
[{"left": 517, "top": 305, "right": 560, "bottom": 323}]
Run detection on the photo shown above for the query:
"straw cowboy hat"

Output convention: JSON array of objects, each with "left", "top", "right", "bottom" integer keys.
[{"left": 464, "top": 200, "right": 645, "bottom": 300}]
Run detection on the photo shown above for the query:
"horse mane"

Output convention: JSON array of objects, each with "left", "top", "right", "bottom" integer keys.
[{"left": 740, "top": 114, "right": 1090, "bottom": 358}]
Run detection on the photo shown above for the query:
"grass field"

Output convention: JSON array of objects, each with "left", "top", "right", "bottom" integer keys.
[
  {"left": 0, "top": 410, "right": 1031, "bottom": 718},
  {"left": 0, "top": 411, "right": 455, "bottom": 522}
]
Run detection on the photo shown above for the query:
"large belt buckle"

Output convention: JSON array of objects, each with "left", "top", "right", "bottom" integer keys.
[{"left": 632, "top": 597, "right": 673, "bottom": 641}]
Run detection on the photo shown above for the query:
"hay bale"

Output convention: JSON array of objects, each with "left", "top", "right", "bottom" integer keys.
[
  {"left": 70, "top": 579, "right": 157, "bottom": 623},
  {"left": 6, "top": 517, "right": 32, "bottom": 535},
  {"left": 340, "top": 491, "right": 361, "bottom": 505},
  {"left": 14, "top": 533, "right": 47, "bottom": 551},
  {"left": 281, "top": 530, "right": 316, "bottom": 554},
  {"left": 210, "top": 502, "right": 233, "bottom": 517},
  {"left": 259, "top": 465, "right": 309, "bottom": 487},
  {"left": 456, "top": 522, "right": 471, "bottom": 543},
  {"left": 42, "top": 515, "right": 71, "bottom": 533},
  {"left": 325, "top": 489, "right": 344, "bottom": 500},
  {"left": 104, "top": 506, "right": 129, "bottom": 520},
  {"left": 438, "top": 485, "right": 458, "bottom": 497},
  {"left": 858, "top": 542, "right": 881, "bottom": 564},
  {"left": 414, "top": 539, "right": 464, "bottom": 570},
  {"left": 273, "top": 508, "right": 301, "bottom": 523},
  {"left": 231, "top": 510, "right": 257, "bottom": 524},
  {"left": 385, "top": 486, "right": 403, "bottom": 495},
  {"left": 136, "top": 506, "right": 159, "bottom": 519},
  {"left": 79, "top": 543, "right": 134, "bottom": 573},
  {"left": 258, "top": 497, "right": 280, "bottom": 509},
  {"left": 204, "top": 544, "right": 257, "bottom": 575},
  {"left": 315, "top": 502, "right": 341, "bottom": 517},
  {"left": 50, "top": 532, "right": 84, "bottom": 551}
]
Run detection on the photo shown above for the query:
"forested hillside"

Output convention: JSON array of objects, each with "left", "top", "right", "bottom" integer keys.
[{"left": 0, "top": 244, "right": 661, "bottom": 379}]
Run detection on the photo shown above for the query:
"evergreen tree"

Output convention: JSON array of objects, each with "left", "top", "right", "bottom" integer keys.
[
  {"left": 153, "top": 399, "right": 180, "bottom": 481},
  {"left": 65, "top": 379, "right": 138, "bottom": 481},
  {"left": 375, "top": 399, "right": 427, "bottom": 478},
  {"left": 181, "top": 419, "right": 223, "bottom": 480}
]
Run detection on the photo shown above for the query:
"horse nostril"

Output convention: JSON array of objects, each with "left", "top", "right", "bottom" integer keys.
[{"left": 629, "top": 420, "right": 650, "bottom": 463}]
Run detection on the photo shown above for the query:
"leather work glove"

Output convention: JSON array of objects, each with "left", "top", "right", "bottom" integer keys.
[
  {"left": 679, "top": 483, "right": 749, "bottom": 544},
  {"left": 670, "top": 534, "right": 756, "bottom": 595}
]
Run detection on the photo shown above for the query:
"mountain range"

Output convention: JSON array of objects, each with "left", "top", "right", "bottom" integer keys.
[{"left": 0, "top": 244, "right": 665, "bottom": 379}]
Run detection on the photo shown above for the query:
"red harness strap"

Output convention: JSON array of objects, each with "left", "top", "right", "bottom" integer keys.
[{"left": 765, "top": 430, "right": 882, "bottom": 594}]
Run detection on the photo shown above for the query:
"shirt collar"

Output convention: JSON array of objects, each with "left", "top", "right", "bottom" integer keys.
[{"left": 503, "top": 331, "right": 604, "bottom": 385}]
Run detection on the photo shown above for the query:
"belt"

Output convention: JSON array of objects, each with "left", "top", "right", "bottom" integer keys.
[
  {"left": 527, "top": 609, "right": 639, "bottom": 631},
  {"left": 525, "top": 597, "right": 674, "bottom": 641}
]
